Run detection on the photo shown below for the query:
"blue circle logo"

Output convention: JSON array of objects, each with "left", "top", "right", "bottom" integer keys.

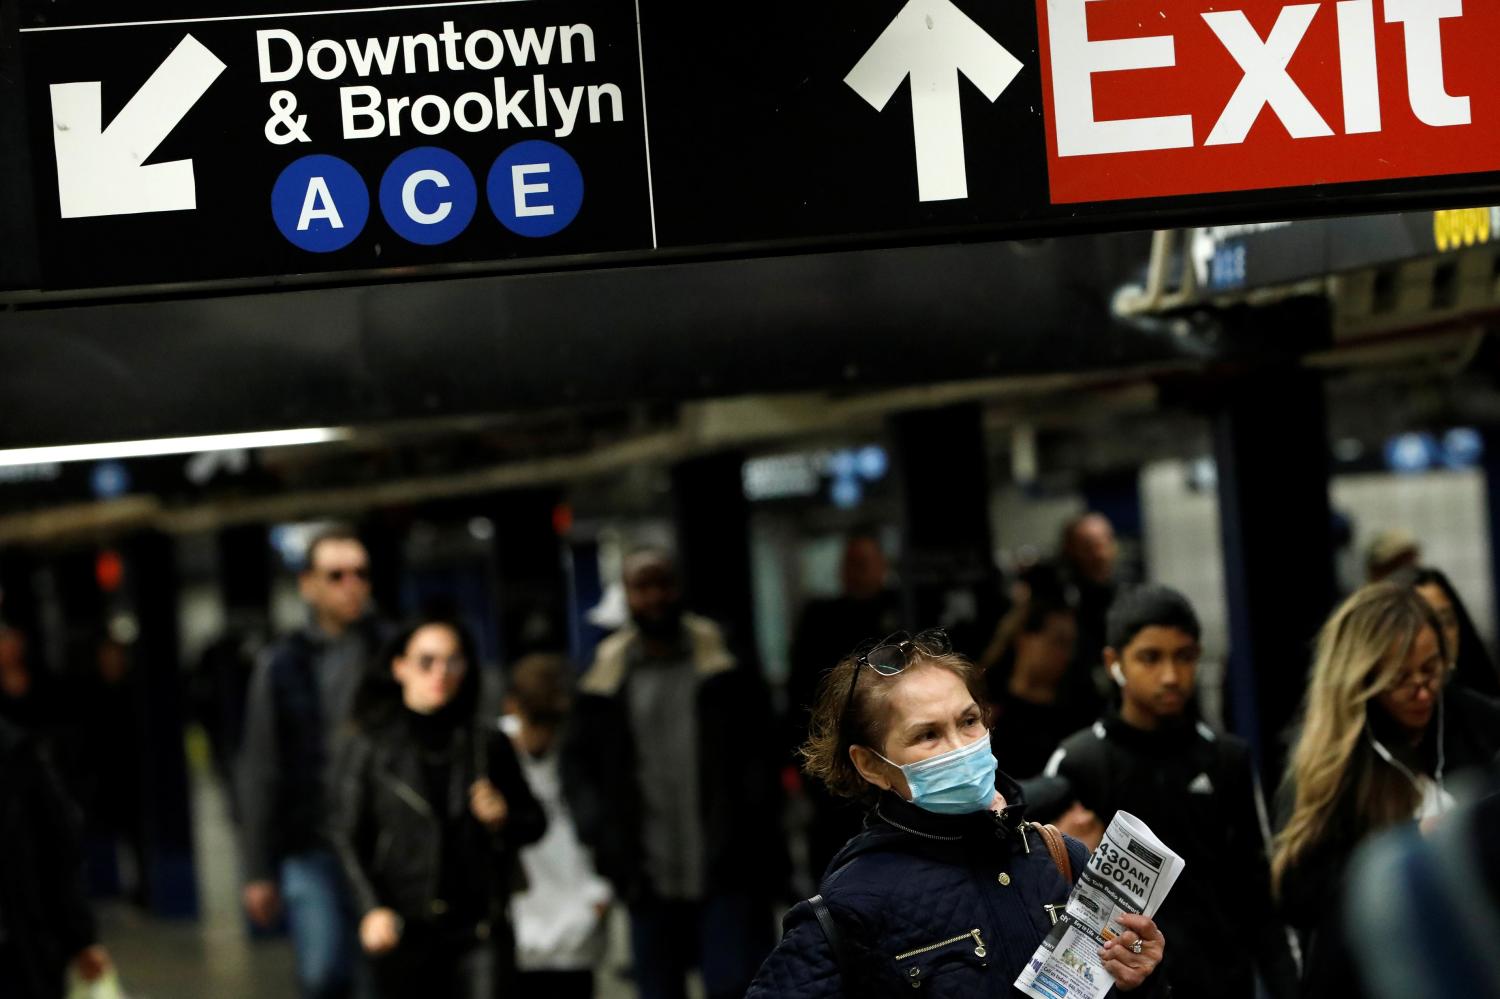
[
  {"left": 1385, "top": 433, "right": 1438, "bottom": 474},
  {"left": 271, "top": 154, "right": 369, "bottom": 253},
  {"left": 90, "top": 461, "right": 131, "bottom": 500},
  {"left": 856, "top": 446, "right": 889, "bottom": 481},
  {"left": 487, "top": 141, "right": 584, "bottom": 238},
  {"left": 379, "top": 147, "right": 477, "bottom": 246},
  {"left": 1443, "top": 427, "right": 1484, "bottom": 470}
]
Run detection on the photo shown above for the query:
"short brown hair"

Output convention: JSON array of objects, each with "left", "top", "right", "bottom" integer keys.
[
  {"left": 304, "top": 524, "right": 362, "bottom": 572},
  {"left": 800, "top": 651, "right": 990, "bottom": 800},
  {"left": 509, "top": 653, "right": 574, "bottom": 723}
]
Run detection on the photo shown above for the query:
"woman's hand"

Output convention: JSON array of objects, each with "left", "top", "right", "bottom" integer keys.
[
  {"left": 360, "top": 908, "right": 403, "bottom": 955},
  {"left": 242, "top": 880, "right": 282, "bottom": 928},
  {"left": 1098, "top": 913, "right": 1165, "bottom": 991},
  {"left": 1056, "top": 802, "right": 1105, "bottom": 853},
  {"left": 470, "top": 778, "right": 509, "bottom": 831},
  {"left": 72, "top": 945, "right": 112, "bottom": 983}
]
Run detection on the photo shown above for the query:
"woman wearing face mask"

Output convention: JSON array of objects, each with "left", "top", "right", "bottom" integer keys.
[
  {"left": 746, "top": 630, "right": 1167, "bottom": 998},
  {"left": 1272, "top": 583, "right": 1500, "bottom": 997},
  {"left": 331, "top": 617, "right": 546, "bottom": 999}
]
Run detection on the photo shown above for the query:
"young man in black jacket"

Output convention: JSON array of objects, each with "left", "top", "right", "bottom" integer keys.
[{"left": 1044, "top": 584, "right": 1297, "bottom": 999}]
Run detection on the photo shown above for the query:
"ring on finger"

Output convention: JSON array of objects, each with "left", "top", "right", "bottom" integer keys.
[{"left": 1130, "top": 938, "right": 1144, "bottom": 954}]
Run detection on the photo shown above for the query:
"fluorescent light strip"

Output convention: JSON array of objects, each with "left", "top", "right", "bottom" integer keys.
[{"left": 0, "top": 427, "right": 353, "bottom": 467}]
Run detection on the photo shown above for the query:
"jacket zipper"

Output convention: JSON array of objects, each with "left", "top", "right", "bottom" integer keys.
[
  {"left": 379, "top": 771, "right": 442, "bottom": 906},
  {"left": 894, "top": 928, "right": 987, "bottom": 961},
  {"left": 385, "top": 774, "right": 435, "bottom": 820},
  {"left": 374, "top": 830, "right": 394, "bottom": 869}
]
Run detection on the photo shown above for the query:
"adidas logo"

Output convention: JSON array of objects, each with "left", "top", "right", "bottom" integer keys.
[{"left": 1188, "top": 773, "right": 1214, "bottom": 795}]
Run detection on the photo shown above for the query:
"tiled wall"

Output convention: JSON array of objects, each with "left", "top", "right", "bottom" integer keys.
[
  {"left": 1331, "top": 470, "right": 1495, "bottom": 646},
  {"left": 1140, "top": 461, "right": 1498, "bottom": 730},
  {"left": 990, "top": 487, "right": 1086, "bottom": 570},
  {"left": 1140, "top": 462, "right": 1230, "bottom": 728}
]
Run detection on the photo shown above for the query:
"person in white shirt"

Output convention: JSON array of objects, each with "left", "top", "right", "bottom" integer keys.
[{"left": 501, "top": 654, "right": 612, "bottom": 999}]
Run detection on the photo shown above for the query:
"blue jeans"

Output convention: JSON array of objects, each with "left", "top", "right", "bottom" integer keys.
[
  {"left": 628, "top": 895, "right": 770, "bottom": 999},
  {"left": 280, "top": 848, "right": 357, "bottom": 999}
]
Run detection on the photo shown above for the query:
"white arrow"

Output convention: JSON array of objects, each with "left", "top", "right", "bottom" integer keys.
[
  {"left": 845, "top": 0, "right": 1022, "bottom": 202},
  {"left": 49, "top": 34, "right": 226, "bottom": 219}
]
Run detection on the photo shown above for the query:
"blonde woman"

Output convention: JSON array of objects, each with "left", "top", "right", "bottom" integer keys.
[{"left": 1272, "top": 583, "right": 1500, "bottom": 997}]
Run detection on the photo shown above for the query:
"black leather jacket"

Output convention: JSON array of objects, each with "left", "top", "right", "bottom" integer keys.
[{"left": 331, "top": 713, "right": 545, "bottom": 929}]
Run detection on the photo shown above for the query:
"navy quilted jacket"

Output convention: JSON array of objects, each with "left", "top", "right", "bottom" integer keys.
[{"left": 748, "top": 777, "right": 1166, "bottom": 998}]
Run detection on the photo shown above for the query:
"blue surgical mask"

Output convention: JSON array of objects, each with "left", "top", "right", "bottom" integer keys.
[{"left": 876, "top": 733, "right": 998, "bottom": 815}]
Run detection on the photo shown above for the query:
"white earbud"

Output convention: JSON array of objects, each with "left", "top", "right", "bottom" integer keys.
[{"left": 1110, "top": 662, "right": 1127, "bottom": 687}]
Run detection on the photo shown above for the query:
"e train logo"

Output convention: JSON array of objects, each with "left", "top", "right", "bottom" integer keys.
[{"left": 270, "top": 140, "right": 583, "bottom": 252}]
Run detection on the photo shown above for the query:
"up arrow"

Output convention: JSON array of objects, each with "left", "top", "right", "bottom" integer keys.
[
  {"left": 845, "top": 0, "right": 1022, "bottom": 203},
  {"left": 49, "top": 34, "right": 226, "bottom": 219}
]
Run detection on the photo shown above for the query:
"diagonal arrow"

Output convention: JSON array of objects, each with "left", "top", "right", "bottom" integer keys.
[
  {"left": 845, "top": 0, "right": 1022, "bottom": 203},
  {"left": 49, "top": 34, "right": 226, "bottom": 219}
]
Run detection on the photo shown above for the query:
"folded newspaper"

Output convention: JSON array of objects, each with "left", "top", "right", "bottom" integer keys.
[{"left": 1015, "top": 811, "right": 1184, "bottom": 999}]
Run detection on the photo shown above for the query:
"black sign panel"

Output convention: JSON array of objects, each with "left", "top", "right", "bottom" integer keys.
[
  {"left": 22, "top": 0, "right": 653, "bottom": 286},
  {"left": 17, "top": 0, "right": 1500, "bottom": 291}
]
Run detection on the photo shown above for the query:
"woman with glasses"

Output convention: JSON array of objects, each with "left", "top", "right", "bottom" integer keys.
[
  {"left": 746, "top": 630, "right": 1167, "bottom": 998},
  {"left": 1272, "top": 583, "right": 1500, "bottom": 997},
  {"left": 1393, "top": 565, "right": 1500, "bottom": 698},
  {"left": 331, "top": 616, "right": 546, "bottom": 998}
]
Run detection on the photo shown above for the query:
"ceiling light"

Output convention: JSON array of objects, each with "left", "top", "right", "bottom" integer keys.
[{"left": 0, "top": 426, "right": 352, "bottom": 468}]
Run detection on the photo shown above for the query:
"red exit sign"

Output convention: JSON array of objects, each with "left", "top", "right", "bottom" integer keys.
[{"left": 1037, "top": 0, "right": 1498, "bottom": 204}]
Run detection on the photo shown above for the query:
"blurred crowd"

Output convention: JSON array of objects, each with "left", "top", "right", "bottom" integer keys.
[{"left": 2, "top": 513, "right": 1499, "bottom": 999}]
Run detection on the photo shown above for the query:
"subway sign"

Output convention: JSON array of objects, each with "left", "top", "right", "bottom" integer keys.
[{"left": 13, "top": 0, "right": 1500, "bottom": 292}]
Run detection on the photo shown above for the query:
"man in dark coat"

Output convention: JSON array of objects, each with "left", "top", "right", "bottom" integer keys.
[
  {"left": 239, "top": 526, "right": 386, "bottom": 999},
  {"left": 565, "top": 548, "right": 787, "bottom": 999},
  {"left": 0, "top": 716, "right": 112, "bottom": 999}
]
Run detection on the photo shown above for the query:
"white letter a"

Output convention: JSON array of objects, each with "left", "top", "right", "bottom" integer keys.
[{"left": 298, "top": 176, "right": 344, "bottom": 231}]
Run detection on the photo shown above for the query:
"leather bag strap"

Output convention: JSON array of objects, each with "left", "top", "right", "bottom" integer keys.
[
  {"left": 1031, "top": 821, "right": 1073, "bottom": 884},
  {"left": 807, "top": 893, "right": 856, "bottom": 988}
]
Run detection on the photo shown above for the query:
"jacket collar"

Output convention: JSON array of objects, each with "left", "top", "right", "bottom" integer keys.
[
  {"left": 367, "top": 719, "right": 476, "bottom": 821},
  {"left": 1367, "top": 696, "right": 1444, "bottom": 779},
  {"left": 865, "top": 769, "right": 1032, "bottom": 847},
  {"left": 298, "top": 614, "right": 380, "bottom": 651},
  {"left": 579, "top": 612, "right": 736, "bottom": 697},
  {"left": 1098, "top": 705, "right": 1207, "bottom": 754}
]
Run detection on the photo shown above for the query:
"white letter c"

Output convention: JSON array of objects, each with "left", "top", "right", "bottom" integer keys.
[{"left": 401, "top": 169, "right": 452, "bottom": 225}]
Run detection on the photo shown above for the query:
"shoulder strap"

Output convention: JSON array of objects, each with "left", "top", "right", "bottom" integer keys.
[
  {"left": 806, "top": 894, "right": 856, "bottom": 988},
  {"left": 1031, "top": 822, "right": 1073, "bottom": 884}
]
